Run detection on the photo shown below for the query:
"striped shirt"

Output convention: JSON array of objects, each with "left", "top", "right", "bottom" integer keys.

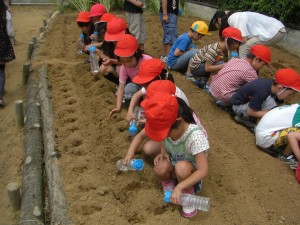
[
  {"left": 210, "top": 58, "right": 258, "bottom": 103},
  {"left": 189, "top": 42, "right": 222, "bottom": 71}
]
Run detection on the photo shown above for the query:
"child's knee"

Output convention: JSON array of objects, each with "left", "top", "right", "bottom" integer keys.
[
  {"left": 175, "top": 161, "right": 194, "bottom": 180},
  {"left": 143, "top": 141, "right": 160, "bottom": 155}
]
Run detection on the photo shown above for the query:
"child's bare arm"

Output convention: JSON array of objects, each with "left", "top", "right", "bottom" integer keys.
[
  {"left": 287, "top": 132, "right": 300, "bottom": 161},
  {"left": 124, "top": 128, "right": 147, "bottom": 164}
]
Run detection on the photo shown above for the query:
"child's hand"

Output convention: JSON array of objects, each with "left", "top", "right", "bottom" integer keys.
[
  {"left": 137, "top": 118, "right": 146, "bottom": 124},
  {"left": 126, "top": 110, "right": 136, "bottom": 122},
  {"left": 124, "top": 153, "right": 134, "bottom": 165},
  {"left": 109, "top": 107, "right": 121, "bottom": 118},
  {"left": 171, "top": 185, "right": 183, "bottom": 205},
  {"left": 102, "top": 58, "right": 113, "bottom": 66},
  {"left": 135, "top": 1, "right": 144, "bottom": 8},
  {"left": 90, "top": 33, "right": 96, "bottom": 40}
]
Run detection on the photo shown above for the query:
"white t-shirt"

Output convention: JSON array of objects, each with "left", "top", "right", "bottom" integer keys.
[
  {"left": 6, "top": 10, "right": 14, "bottom": 38},
  {"left": 255, "top": 104, "right": 300, "bottom": 148},
  {"left": 228, "top": 12, "right": 285, "bottom": 41}
]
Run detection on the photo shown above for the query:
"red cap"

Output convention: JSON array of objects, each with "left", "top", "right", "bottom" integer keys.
[
  {"left": 114, "top": 34, "right": 138, "bottom": 57},
  {"left": 133, "top": 59, "right": 165, "bottom": 84},
  {"left": 250, "top": 45, "right": 271, "bottom": 64},
  {"left": 104, "top": 18, "right": 127, "bottom": 41},
  {"left": 99, "top": 13, "right": 116, "bottom": 23},
  {"left": 146, "top": 80, "right": 176, "bottom": 98},
  {"left": 141, "top": 92, "right": 178, "bottom": 142},
  {"left": 296, "top": 162, "right": 300, "bottom": 184},
  {"left": 76, "top": 12, "right": 91, "bottom": 22},
  {"left": 222, "top": 27, "right": 244, "bottom": 43},
  {"left": 89, "top": 4, "right": 106, "bottom": 17},
  {"left": 274, "top": 68, "right": 300, "bottom": 91}
]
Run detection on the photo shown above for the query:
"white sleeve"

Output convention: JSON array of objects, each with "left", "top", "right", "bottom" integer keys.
[{"left": 6, "top": 10, "right": 14, "bottom": 38}]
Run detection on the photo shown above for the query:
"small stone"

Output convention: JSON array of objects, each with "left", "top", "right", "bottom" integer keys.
[
  {"left": 280, "top": 216, "right": 286, "bottom": 221},
  {"left": 98, "top": 189, "right": 105, "bottom": 196},
  {"left": 25, "top": 156, "right": 32, "bottom": 165},
  {"left": 33, "top": 206, "right": 41, "bottom": 217}
]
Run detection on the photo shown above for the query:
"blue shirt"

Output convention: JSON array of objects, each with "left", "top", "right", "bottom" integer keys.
[
  {"left": 230, "top": 78, "right": 274, "bottom": 111},
  {"left": 167, "top": 33, "right": 192, "bottom": 67}
]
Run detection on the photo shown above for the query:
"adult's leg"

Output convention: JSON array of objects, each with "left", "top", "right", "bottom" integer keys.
[
  {"left": 0, "top": 64, "right": 5, "bottom": 99},
  {"left": 238, "top": 37, "right": 261, "bottom": 59}
]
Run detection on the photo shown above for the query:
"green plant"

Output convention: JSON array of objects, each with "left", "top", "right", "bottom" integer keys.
[
  {"left": 69, "top": 0, "right": 92, "bottom": 11},
  {"left": 98, "top": 0, "right": 123, "bottom": 12}
]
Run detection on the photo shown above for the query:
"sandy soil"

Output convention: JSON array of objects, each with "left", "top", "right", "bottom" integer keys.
[
  {"left": 2, "top": 7, "right": 300, "bottom": 225},
  {"left": 0, "top": 6, "right": 53, "bottom": 225}
]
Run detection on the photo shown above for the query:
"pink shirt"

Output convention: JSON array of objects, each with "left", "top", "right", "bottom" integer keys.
[
  {"left": 210, "top": 58, "right": 258, "bottom": 103},
  {"left": 119, "top": 54, "right": 152, "bottom": 83}
]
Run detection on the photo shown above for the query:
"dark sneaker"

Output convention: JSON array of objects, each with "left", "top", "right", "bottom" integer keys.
[
  {"left": 0, "top": 99, "right": 5, "bottom": 107},
  {"left": 194, "top": 77, "right": 207, "bottom": 88},
  {"left": 234, "top": 115, "right": 256, "bottom": 128},
  {"left": 160, "top": 55, "right": 168, "bottom": 63}
]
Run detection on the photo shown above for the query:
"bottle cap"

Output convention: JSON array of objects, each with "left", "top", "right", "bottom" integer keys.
[
  {"left": 163, "top": 191, "right": 172, "bottom": 203},
  {"left": 131, "top": 159, "right": 144, "bottom": 170},
  {"left": 80, "top": 34, "right": 84, "bottom": 39},
  {"left": 89, "top": 46, "right": 97, "bottom": 52},
  {"left": 231, "top": 51, "right": 239, "bottom": 58},
  {"left": 128, "top": 121, "right": 138, "bottom": 136},
  {"left": 94, "top": 31, "right": 99, "bottom": 36}
]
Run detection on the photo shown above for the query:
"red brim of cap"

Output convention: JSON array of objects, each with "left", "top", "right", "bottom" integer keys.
[
  {"left": 144, "top": 122, "right": 170, "bottom": 142},
  {"left": 88, "top": 13, "right": 103, "bottom": 17},
  {"left": 133, "top": 74, "right": 155, "bottom": 84},
  {"left": 114, "top": 48, "right": 135, "bottom": 58},
  {"left": 104, "top": 32, "right": 125, "bottom": 42}
]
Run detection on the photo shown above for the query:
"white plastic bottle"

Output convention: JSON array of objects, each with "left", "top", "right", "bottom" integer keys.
[
  {"left": 115, "top": 159, "right": 145, "bottom": 171},
  {"left": 76, "top": 34, "right": 85, "bottom": 54},
  {"left": 163, "top": 191, "right": 210, "bottom": 211},
  {"left": 91, "top": 31, "right": 98, "bottom": 44},
  {"left": 88, "top": 46, "right": 100, "bottom": 74},
  {"left": 128, "top": 106, "right": 145, "bottom": 136}
]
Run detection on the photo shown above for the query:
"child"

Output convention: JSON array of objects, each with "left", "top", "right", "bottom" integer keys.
[
  {"left": 160, "top": 0, "right": 179, "bottom": 62},
  {"left": 88, "top": 3, "right": 106, "bottom": 24},
  {"left": 0, "top": 0, "right": 15, "bottom": 106},
  {"left": 231, "top": 68, "right": 300, "bottom": 127},
  {"left": 109, "top": 34, "right": 152, "bottom": 117},
  {"left": 94, "top": 13, "right": 116, "bottom": 41},
  {"left": 124, "top": 0, "right": 146, "bottom": 52},
  {"left": 123, "top": 79, "right": 208, "bottom": 166},
  {"left": 209, "top": 11, "right": 286, "bottom": 58},
  {"left": 167, "top": 21, "right": 210, "bottom": 72},
  {"left": 210, "top": 45, "right": 271, "bottom": 106},
  {"left": 186, "top": 27, "right": 243, "bottom": 91},
  {"left": 76, "top": 12, "right": 97, "bottom": 53},
  {"left": 141, "top": 92, "right": 209, "bottom": 218},
  {"left": 255, "top": 103, "right": 300, "bottom": 170},
  {"left": 95, "top": 18, "right": 128, "bottom": 85}
]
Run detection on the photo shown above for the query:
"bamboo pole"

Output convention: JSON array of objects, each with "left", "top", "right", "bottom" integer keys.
[
  {"left": 22, "top": 63, "right": 30, "bottom": 85},
  {"left": 27, "top": 42, "right": 33, "bottom": 60}
]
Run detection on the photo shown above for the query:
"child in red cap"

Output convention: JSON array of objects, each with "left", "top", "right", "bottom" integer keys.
[
  {"left": 141, "top": 92, "right": 209, "bottom": 218},
  {"left": 210, "top": 45, "right": 271, "bottom": 106},
  {"left": 231, "top": 68, "right": 300, "bottom": 128},
  {"left": 255, "top": 103, "right": 300, "bottom": 170},
  {"left": 123, "top": 80, "right": 208, "bottom": 168},
  {"left": 89, "top": 3, "right": 106, "bottom": 24},
  {"left": 94, "top": 18, "right": 129, "bottom": 85},
  {"left": 109, "top": 34, "right": 152, "bottom": 117},
  {"left": 186, "top": 27, "right": 244, "bottom": 92}
]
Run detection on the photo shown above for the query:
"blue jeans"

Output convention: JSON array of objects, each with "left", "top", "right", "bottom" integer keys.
[
  {"left": 192, "top": 60, "right": 224, "bottom": 78},
  {"left": 169, "top": 49, "right": 198, "bottom": 72},
  {"left": 0, "top": 65, "right": 5, "bottom": 98},
  {"left": 124, "top": 82, "right": 142, "bottom": 100},
  {"left": 160, "top": 13, "right": 178, "bottom": 45}
]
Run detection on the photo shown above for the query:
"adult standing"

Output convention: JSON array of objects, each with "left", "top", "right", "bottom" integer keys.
[
  {"left": 0, "top": 0, "right": 15, "bottom": 107},
  {"left": 160, "top": 0, "right": 179, "bottom": 62},
  {"left": 124, "top": 0, "right": 146, "bottom": 53}
]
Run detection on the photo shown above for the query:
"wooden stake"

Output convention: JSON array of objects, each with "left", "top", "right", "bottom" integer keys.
[
  {"left": 43, "top": 19, "right": 47, "bottom": 29},
  {"left": 27, "top": 42, "right": 33, "bottom": 60},
  {"left": 31, "top": 36, "right": 37, "bottom": 45},
  {"left": 15, "top": 100, "right": 24, "bottom": 128},
  {"left": 6, "top": 182, "right": 21, "bottom": 212},
  {"left": 22, "top": 63, "right": 30, "bottom": 85},
  {"left": 39, "top": 26, "right": 43, "bottom": 33}
]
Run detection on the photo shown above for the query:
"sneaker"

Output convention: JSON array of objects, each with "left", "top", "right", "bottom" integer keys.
[
  {"left": 185, "top": 73, "right": 195, "bottom": 82},
  {"left": 203, "top": 83, "right": 212, "bottom": 96},
  {"left": 181, "top": 207, "right": 197, "bottom": 218},
  {"left": 194, "top": 77, "right": 207, "bottom": 88},
  {"left": 0, "top": 99, "right": 5, "bottom": 107},
  {"left": 161, "top": 179, "right": 175, "bottom": 192},
  {"left": 278, "top": 154, "right": 299, "bottom": 170},
  {"left": 160, "top": 55, "right": 168, "bottom": 63},
  {"left": 234, "top": 115, "right": 256, "bottom": 128}
]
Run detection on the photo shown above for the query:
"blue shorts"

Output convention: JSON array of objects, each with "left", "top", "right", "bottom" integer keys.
[{"left": 160, "top": 13, "right": 178, "bottom": 45}]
